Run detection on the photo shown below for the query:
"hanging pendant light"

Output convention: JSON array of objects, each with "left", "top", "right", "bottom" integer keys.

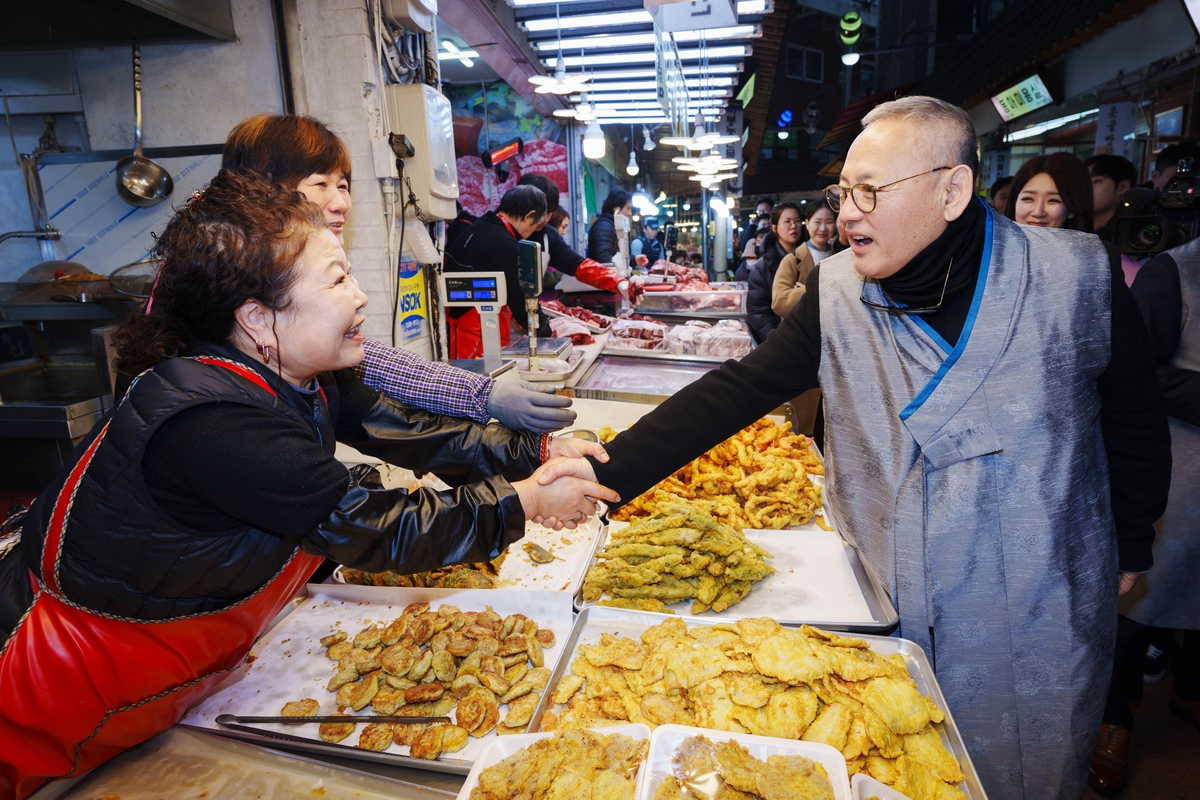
[
  {"left": 626, "top": 125, "right": 640, "bottom": 175},
  {"left": 583, "top": 118, "right": 606, "bottom": 159},
  {"left": 527, "top": 5, "right": 592, "bottom": 95}
]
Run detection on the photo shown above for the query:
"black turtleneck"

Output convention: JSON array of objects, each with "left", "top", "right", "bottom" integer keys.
[
  {"left": 595, "top": 203, "right": 1171, "bottom": 573},
  {"left": 876, "top": 197, "right": 986, "bottom": 348}
]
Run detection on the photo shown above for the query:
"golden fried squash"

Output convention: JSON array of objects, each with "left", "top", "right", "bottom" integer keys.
[
  {"left": 280, "top": 698, "right": 319, "bottom": 717},
  {"left": 318, "top": 713, "right": 356, "bottom": 743},
  {"left": 326, "top": 640, "right": 354, "bottom": 661},
  {"left": 348, "top": 673, "right": 380, "bottom": 712},
  {"left": 501, "top": 691, "right": 541, "bottom": 730},
  {"left": 392, "top": 721, "right": 430, "bottom": 747},
  {"left": 357, "top": 722, "right": 394, "bottom": 751}
]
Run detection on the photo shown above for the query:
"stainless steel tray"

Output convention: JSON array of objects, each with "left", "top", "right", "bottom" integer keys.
[
  {"left": 531, "top": 607, "right": 987, "bottom": 800},
  {"left": 181, "top": 585, "right": 576, "bottom": 776},
  {"left": 598, "top": 345, "right": 735, "bottom": 365},
  {"left": 31, "top": 725, "right": 457, "bottom": 799},
  {"left": 574, "top": 522, "right": 898, "bottom": 632}
]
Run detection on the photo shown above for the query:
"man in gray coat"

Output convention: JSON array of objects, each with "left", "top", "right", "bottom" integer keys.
[{"left": 552, "top": 97, "right": 1171, "bottom": 799}]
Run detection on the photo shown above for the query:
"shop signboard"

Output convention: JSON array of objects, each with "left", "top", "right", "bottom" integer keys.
[
  {"left": 981, "top": 146, "right": 1011, "bottom": 189},
  {"left": 990, "top": 74, "right": 1053, "bottom": 123},
  {"left": 397, "top": 256, "right": 428, "bottom": 340},
  {"left": 649, "top": 0, "right": 737, "bottom": 32},
  {"left": 1095, "top": 99, "right": 1138, "bottom": 162},
  {"left": 716, "top": 104, "right": 744, "bottom": 196}
]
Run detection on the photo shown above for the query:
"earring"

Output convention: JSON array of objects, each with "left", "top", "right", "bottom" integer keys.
[{"left": 256, "top": 341, "right": 271, "bottom": 365}]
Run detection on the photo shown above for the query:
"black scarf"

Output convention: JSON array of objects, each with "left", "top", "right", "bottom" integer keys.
[{"left": 878, "top": 197, "right": 986, "bottom": 309}]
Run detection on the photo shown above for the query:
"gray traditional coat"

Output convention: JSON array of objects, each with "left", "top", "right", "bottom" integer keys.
[{"left": 818, "top": 210, "right": 1117, "bottom": 800}]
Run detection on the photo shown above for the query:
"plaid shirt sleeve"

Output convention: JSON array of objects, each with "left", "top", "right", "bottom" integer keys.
[{"left": 355, "top": 338, "right": 493, "bottom": 424}]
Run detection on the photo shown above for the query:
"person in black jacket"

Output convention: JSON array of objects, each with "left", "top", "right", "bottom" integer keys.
[
  {"left": 0, "top": 171, "right": 618, "bottom": 797},
  {"left": 446, "top": 185, "right": 549, "bottom": 332},
  {"left": 587, "top": 189, "right": 632, "bottom": 263},
  {"left": 745, "top": 202, "right": 803, "bottom": 343},
  {"left": 517, "top": 174, "right": 641, "bottom": 304}
]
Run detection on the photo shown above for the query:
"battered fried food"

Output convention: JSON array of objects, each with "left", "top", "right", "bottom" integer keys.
[
  {"left": 467, "top": 729, "right": 646, "bottom": 800},
  {"left": 318, "top": 713, "right": 356, "bottom": 743},
  {"left": 659, "top": 735, "right": 834, "bottom": 800},
  {"left": 358, "top": 722, "right": 394, "bottom": 751},
  {"left": 411, "top": 723, "right": 470, "bottom": 760},
  {"left": 314, "top": 603, "right": 559, "bottom": 760},
  {"left": 611, "top": 418, "right": 828, "bottom": 531},
  {"left": 583, "top": 504, "right": 774, "bottom": 614},
  {"left": 280, "top": 698, "right": 319, "bottom": 717},
  {"left": 545, "top": 619, "right": 966, "bottom": 798}
]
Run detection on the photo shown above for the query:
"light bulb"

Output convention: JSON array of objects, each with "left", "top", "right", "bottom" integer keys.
[
  {"left": 682, "top": 202, "right": 691, "bottom": 211},
  {"left": 583, "top": 118, "right": 606, "bottom": 159},
  {"left": 778, "top": 130, "right": 789, "bottom": 140},
  {"left": 627, "top": 150, "right": 640, "bottom": 176},
  {"left": 842, "top": 52, "right": 860, "bottom": 66}
]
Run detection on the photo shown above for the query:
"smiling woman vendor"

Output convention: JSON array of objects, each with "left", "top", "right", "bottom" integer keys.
[
  {"left": 0, "top": 170, "right": 617, "bottom": 799},
  {"left": 222, "top": 113, "right": 576, "bottom": 433}
]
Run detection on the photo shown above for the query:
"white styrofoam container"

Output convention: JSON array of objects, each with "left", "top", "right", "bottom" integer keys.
[
  {"left": 852, "top": 772, "right": 913, "bottom": 800},
  {"left": 454, "top": 723, "right": 651, "bottom": 800},
  {"left": 637, "top": 724, "right": 852, "bottom": 800}
]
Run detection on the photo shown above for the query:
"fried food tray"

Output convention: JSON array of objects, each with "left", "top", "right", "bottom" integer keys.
[
  {"left": 529, "top": 607, "right": 988, "bottom": 800},
  {"left": 453, "top": 723, "right": 651, "bottom": 800},
  {"left": 333, "top": 511, "right": 606, "bottom": 597},
  {"left": 30, "top": 725, "right": 455, "bottom": 800},
  {"left": 181, "top": 585, "right": 575, "bottom": 776},
  {"left": 574, "top": 522, "right": 898, "bottom": 631}
]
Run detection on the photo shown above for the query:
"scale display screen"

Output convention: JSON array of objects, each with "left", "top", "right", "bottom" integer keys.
[{"left": 444, "top": 275, "right": 498, "bottom": 303}]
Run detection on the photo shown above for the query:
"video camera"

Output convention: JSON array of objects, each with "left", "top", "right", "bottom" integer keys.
[{"left": 1114, "top": 157, "right": 1200, "bottom": 256}]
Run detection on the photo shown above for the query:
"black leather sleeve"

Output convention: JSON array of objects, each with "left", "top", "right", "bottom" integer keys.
[
  {"left": 343, "top": 393, "right": 543, "bottom": 486},
  {"left": 301, "top": 465, "right": 526, "bottom": 574}
]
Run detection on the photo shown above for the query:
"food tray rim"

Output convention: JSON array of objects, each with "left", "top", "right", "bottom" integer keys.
[{"left": 540, "top": 303, "right": 615, "bottom": 334}]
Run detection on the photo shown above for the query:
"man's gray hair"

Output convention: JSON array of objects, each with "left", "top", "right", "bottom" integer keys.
[{"left": 861, "top": 96, "right": 979, "bottom": 176}]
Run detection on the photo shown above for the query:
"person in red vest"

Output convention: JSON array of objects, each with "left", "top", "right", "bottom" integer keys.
[{"left": 0, "top": 170, "right": 617, "bottom": 799}]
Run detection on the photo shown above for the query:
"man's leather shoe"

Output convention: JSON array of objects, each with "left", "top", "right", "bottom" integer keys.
[
  {"left": 1169, "top": 692, "right": 1200, "bottom": 733},
  {"left": 1088, "top": 723, "right": 1129, "bottom": 796}
]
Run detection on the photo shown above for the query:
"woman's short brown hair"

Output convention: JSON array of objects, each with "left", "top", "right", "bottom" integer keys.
[
  {"left": 114, "top": 170, "right": 327, "bottom": 379},
  {"left": 222, "top": 114, "right": 352, "bottom": 188},
  {"left": 1005, "top": 152, "right": 1094, "bottom": 233}
]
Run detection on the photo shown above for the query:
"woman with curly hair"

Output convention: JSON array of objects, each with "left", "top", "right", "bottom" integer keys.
[{"left": 0, "top": 170, "right": 616, "bottom": 799}]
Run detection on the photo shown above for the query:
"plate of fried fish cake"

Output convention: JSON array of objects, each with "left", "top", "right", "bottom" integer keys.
[
  {"left": 640, "top": 726, "right": 850, "bottom": 800},
  {"left": 456, "top": 724, "right": 650, "bottom": 800}
]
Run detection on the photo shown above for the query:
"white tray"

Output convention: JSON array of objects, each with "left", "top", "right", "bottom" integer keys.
[
  {"left": 454, "top": 723, "right": 650, "bottom": 800},
  {"left": 517, "top": 351, "right": 586, "bottom": 383},
  {"left": 541, "top": 304, "right": 616, "bottom": 333},
  {"left": 638, "top": 724, "right": 852, "bottom": 800},
  {"left": 576, "top": 522, "right": 895, "bottom": 630},
  {"left": 531, "top": 607, "right": 986, "bottom": 800},
  {"left": 853, "top": 773, "right": 913, "bottom": 800},
  {"left": 334, "top": 508, "right": 605, "bottom": 598},
  {"left": 181, "top": 584, "right": 575, "bottom": 775}
]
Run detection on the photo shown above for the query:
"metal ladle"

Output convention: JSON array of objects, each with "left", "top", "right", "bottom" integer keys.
[{"left": 115, "top": 44, "right": 173, "bottom": 208}]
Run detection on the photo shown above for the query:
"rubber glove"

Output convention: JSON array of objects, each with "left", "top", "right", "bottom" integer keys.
[
  {"left": 486, "top": 380, "right": 576, "bottom": 433},
  {"left": 618, "top": 277, "right": 646, "bottom": 306}
]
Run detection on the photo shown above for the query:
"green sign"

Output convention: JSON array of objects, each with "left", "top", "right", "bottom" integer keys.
[
  {"left": 736, "top": 72, "right": 756, "bottom": 108},
  {"left": 990, "top": 75, "right": 1053, "bottom": 122}
]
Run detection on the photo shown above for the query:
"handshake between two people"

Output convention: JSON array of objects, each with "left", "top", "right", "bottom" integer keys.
[{"left": 511, "top": 438, "right": 613, "bottom": 530}]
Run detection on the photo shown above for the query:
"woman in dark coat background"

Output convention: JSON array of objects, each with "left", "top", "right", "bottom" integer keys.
[
  {"left": 587, "top": 189, "right": 632, "bottom": 263},
  {"left": 746, "top": 201, "right": 803, "bottom": 344}
]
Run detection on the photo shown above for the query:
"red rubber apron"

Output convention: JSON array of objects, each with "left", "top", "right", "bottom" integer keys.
[{"left": 0, "top": 358, "right": 323, "bottom": 800}]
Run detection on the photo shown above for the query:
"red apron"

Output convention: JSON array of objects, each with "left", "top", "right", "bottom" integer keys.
[{"left": 0, "top": 359, "right": 322, "bottom": 799}]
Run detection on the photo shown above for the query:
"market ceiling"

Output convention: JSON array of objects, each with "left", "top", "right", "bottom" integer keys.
[{"left": 513, "top": 0, "right": 769, "bottom": 126}]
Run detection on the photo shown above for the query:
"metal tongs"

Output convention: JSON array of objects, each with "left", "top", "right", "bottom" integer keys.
[{"left": 214, "top": 712, "right": 450, "bottom": 747}]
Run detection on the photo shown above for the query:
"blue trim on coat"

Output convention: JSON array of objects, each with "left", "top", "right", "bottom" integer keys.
[
  {"left": 899, "top": 203, "right": 995, "bottom": 421},
  {"left": 912, "top": 316, "right": 953, "bottom": 355}
]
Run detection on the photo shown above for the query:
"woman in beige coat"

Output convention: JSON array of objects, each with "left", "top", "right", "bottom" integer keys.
[
  {"left": 771, "top": 199, "right": 834, "bottom": 437},
  {"left": 771, "top": 199, "right": 835, "bottom": 317}
]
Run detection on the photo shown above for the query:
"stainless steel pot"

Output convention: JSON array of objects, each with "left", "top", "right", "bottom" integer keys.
[{"left": 115, "top": 44, "right": 173, "bottom": 208}]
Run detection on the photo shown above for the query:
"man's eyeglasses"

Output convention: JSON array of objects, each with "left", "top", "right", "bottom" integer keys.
[{"left": 826, "top": 167, "right": 952, "bottom": 213}]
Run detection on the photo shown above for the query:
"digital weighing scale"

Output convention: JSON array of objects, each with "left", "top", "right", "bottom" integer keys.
[{"left": 438, "top": 271, "right": 514, "bottom": 377}]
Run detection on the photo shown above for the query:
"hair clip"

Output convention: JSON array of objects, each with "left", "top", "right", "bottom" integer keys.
[{"left": 187, "top": 189, "right": 206, "bottom": 205}]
